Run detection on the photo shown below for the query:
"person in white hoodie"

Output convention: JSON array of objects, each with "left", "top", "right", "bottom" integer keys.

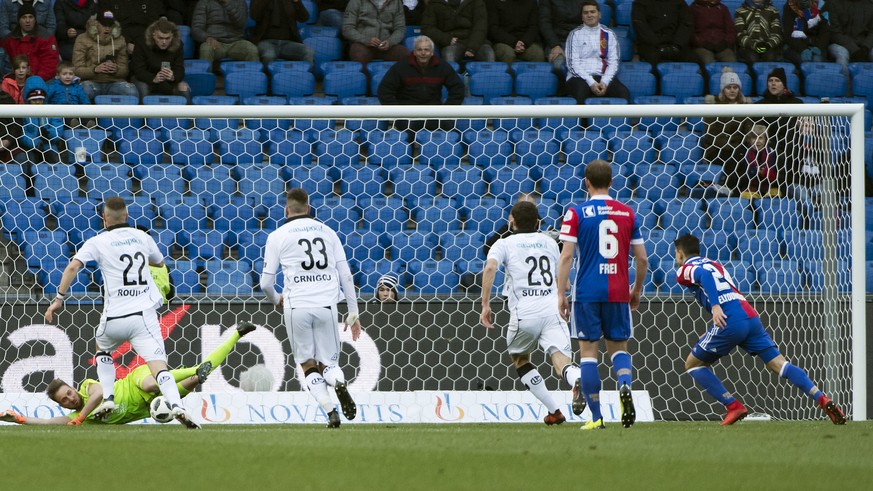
[{"left": 564, "top": 0, "right": 629, "bottom": 104}]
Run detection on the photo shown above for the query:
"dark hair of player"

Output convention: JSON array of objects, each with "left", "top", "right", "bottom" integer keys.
[
  {"left": 584, "top": 159, "right": 612, "bottom": 189},
  {"left": 674, "top": 233, "right": 702, "bottom": 256},
  {"left": 511, "top": 200, "right": 540, "bottom": 233},
  {"left": 104, "top": 196, "right": 127, "bottom": 212},
  {"left": 580, "top": 0, "right": 600, "bottom": 15},
  {"left": 46, "top": 378, "right": 68, "bottom": 401},
  {"left": 285, "top": 188, "right": 309, "bottom": 215}
]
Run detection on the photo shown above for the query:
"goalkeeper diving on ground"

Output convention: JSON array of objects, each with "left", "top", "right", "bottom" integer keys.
[{"left": 0, "top": 322, "right": 255, "bottom": 426}]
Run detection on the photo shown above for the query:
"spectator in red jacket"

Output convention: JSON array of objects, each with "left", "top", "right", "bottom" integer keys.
[
  {"left": 690, "top": 0, "right": 737, "bottom": 63},
  {"left": 1, "top": 4, "right": 59, "bottom": 80}
]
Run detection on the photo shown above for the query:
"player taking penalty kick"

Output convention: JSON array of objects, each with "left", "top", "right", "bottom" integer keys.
[
  {"left": 480, "top": 201, "right": 582, "bottom": 426},
  {"left": 674, "top": 234, "right": 846, "bottom": 425}
]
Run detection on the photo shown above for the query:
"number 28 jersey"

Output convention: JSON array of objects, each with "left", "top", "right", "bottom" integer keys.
[
  {"left": 73, "top": 225, "right": 164, "bottom": 317},
  {"left": 559, "top": 195, "right": 643, "bottom": 303},
  {"left": 262, "top": 217, "right": 348, "bottom": 308},
  {"left": 487, "top": 232, "right": 560, "bottom": 320}
]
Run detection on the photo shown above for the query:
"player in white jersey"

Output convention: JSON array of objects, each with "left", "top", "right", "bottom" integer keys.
[
  {"left": 480, "top": 201, "right": 583, "bottom": 425},
  {"left": 260, "top": 188, "right": 362, "bottom": 429},
  {"left": 44, "top": 197, "right": 199, "bottom": 428}
]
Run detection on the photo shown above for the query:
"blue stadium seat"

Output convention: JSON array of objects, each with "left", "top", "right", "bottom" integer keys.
[
  {"left": 799, "top": 61, "right": 842, "bottom": 77},
  {"left": 437, "top": 166, "right": 487, "bottom": 199},
  {"left": 341, "top": 97, "right": 388, "bottom": 132},
  {"left": 344, "top": 230, "right": 386, "bottom": 263},
  {"left": 236, "top": 230, "right": 270, "bottom": 262},
  {"left": 511, "top": 61, "right": 552, "bottom": 75},
  {"left": 805, "top": 71, "right": 847, "bottom": 98},
  {"left": 609, "top": 132, "right": 656, "bottom": 165},
  {"left": 124, "top": 197, "right": 159, "bottom": 231},
  {"left": 94, "top": 95, "right": 142, "bottom": 138},
  {"left": 511, "top": 128, "right": 560, "bottom": 167},
  {"left": 514, "top": 71, "right": 558, "bottom": 100},
  {"left": 723, "top": 260, "right": 754, "bottom": 294},
  {"left": 208, "top": 195, "right": 258, "bottom": 233},
  {"left": 704, "top": 62, "right": 749, "bottom": 78},
  {"left": 415, "top": 129, "right": 463, "bottom": 167},
  {"left": 321, "top": 61, "right": 364, "bottom": 75},
  {"left": 465, "top": 62, "right": 508, "bottom": 75},
  {"left": 464, "top": 198, "right": 507, "bottom": 234},
  {"left": 441, "top": 231, "right": 485, "bottom": 263},
  {"left": 219, "top": 61, "right": 263, "bottom": 75},
  {"left": 389, "top": 165, "right": 437, "bottom": 202},
  {"left": 737, "top": 228, "right": 781, "bottom": 265},
  {"left": 469, "top": 71, "right": 513, "bottom": 103},
  {"left": 304, "top": 36, "right": 343, "bottom": 78},
  {"left": 656, "top": 62, "right": 701, "bottom": 77},
  {"left": 33, "top": 163, "right": 78, "bottom": 200},
  {"left": 701, "top": 229, "right": 737, "bottom": 261},
  {"left": 359, "top": 196, "right": 408, "bottom": 233},
  {"left": 256, "top": 196, "right": 287, "bottom": 230},
  {"left": 412, "top": 197, "right": 462, "bottom": 234},
  {"left": 51, "top": 197, "right": 101, "bottom": 246},
  {"left": 755, "top": 198, "right": 800, "bottom": 234},
  {"left": 533, "top": 96, "right": 579, "bottom": 133},
  {"left": 486, "top": 164, "right": 536, "bottom": 202},
  {"left": 804, "top": 259, "right": 851, "bottom": 293},
  {"left": 22, "top": 230, "right": 69, "bottom": 269},
  {"left": 178, "top": 25, "right": 195, "bottom": 59},
  {"left": 188, "top": 164, "right": 236, "bottom": 196},
  {"left": 205, "top": 260, "right": 254, "bottom": 296},
  {"left": 312, "top": 196, "right": 361, "bottom": 232},
  {"left": 218, "top": 128, "right": 264, "bottom": 165},
  {"left": 616, "top": 32, "right": 633, "bottom": 61},
  {"left": 138, "top": 164, "right": 185, "bottom": 199},
  {"left": 150, "top": 228, "right": 187, "bottom": 257},
  {"left": 561, "top": 130, "right": 608, "bottom": 165},
  {"left": 756, "top": 260, "right": 804, "bottom": 294},
  {"left": 242, "top": 97, "right": 291, "bottom": 132},
  {"left": 39, "top": 260, "right": 92, "bottom": 295},
  {"left": 192, "top": 97, "right": 239, "bottom": 130},
  {"left": 158, "top": 195, "right": 207, "bottom": 233},
  {"left": 188, "top": 229, "right": 227, "bottom": 260},
  {"left": 303, "top": 25, "right": 338, "bottom": 38},
  {"left": 167, "top": 128, "right": 215, "bottom": 166},
  {"left": 118, "top": 128, "right": 164, "bottom": 166},
  {"left": 708, "top": 197, "right": 754, "bottom": 232},
  {"left": 288, "top": 163, "right": 333, "bottom": 199},
  {"left": 661, "top": 198, "right": 706, "bottom": 237},
  {"left": 323, "top": 70, "right": 368, "bottom": 99},
  {"left": 0, "top": 163, "right": 27, "bottom": 200},
  {"left": 615, "top": 0, "right": 633, "bottom": 25},
  {"left": 624, "top": 198, "right": 658, "bottom": 231},
  {"left": 491, "top": 96, "right": 534, "bottom": 131},
  {"left": 84, "top": 163, "right": 133, "bottom": 200},
  {"left": 656, "top": 133, "right": 704, "bottom": 166},
  {"left": 540, "top": 164, "right": 586, "bottom": 203},
  {"left": 266, "top": 129, "right": 313, "bottom": 166},
  {"left": 271, "top": 70, "right": 316, "bottom": 98},
  {"left": 634, "top": 96, "right": 679, "bottom": 132},
  {"left": 364, "top": 129, "right": 412, "bottom": 167},
  {"left": 167, "top": 259, "right": 201, "bottom": 294},
  {"left": 660, "top": 71, "right": 704, "bottom": 99},
  {"left": 186, "top": 72, "right": 217, "bottom": 97},
  {"left": 784, "top": 230, "right": 827, "bottom": 263},
  {"left": 143, "top": 95, "right": 192, "bottom": 132},
  {"left": 647, "top": 229, "right": 678, "bottom": 263},
  {"left": 340, "top": 165, "right": 386, "bottom": 199},
  {"left": 236, "top": 163, "right": 286, "bottom": 199},
  {"left": 314, "top": 129, "right": 360, "bottom": 167},
  {"left": 390, "top": 231, "right": 438, "bottom": 262},
  {"left": 464, "top": 129, "right": 513, "bottom": 166},
  {"left": 621, "top": 62, "right": 652, "bottom": 73},
  {"left": 63, "top": 128, "right": 107, "bottom": 163},
  {"left": 225, "top": 70, "right": 269, "bottom": 100},
  {"left": 409, "top": 259, "right": 459, "bottom": 294},
  {"left": 267, "top": 60, "right": 313, "bottom": 76},
  {"left": 184, "top": 59, "right": 211, "bottom": 73}
]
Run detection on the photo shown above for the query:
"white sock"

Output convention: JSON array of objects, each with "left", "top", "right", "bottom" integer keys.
[
  {"left": 305, "top": 371, "right": 334, "bottom": 413},
  {"left": 519, "top": 364, "right": 559, "bottom": 413},
  {"left": 155, "top": 370, "right": 183, "bottom": 407},
  {"left": 562, "top": 364, "right": 581, "bottom": 388},
  {"left": 95, "top": 352, "right": 115, "bottom": 400},
  {"left": 322, "top": 365, "right": 345, "bottom": 387}
]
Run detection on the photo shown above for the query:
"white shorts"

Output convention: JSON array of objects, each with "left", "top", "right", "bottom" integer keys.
[
  {"left": 95, "top": 308, "right": 166, "bottom": 362},
  {"left": 506, "top": 315, "right": 572, "bottom": 357},
  {"left": 284, "top": 305, "right": 340, "bottom": 366}
]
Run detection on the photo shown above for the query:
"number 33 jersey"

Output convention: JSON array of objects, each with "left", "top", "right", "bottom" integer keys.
[
  {"left": 487, "top": 232, "right": 561, "bottom": 320},
  {"left": 559, "top": 195, "right": 643, "bottom": 303},
  {"left": 262, "top": 217, "right": 348, "bottom": 308},
  {"left": 73, "top": 225, "right": 164, "bottom": 317}
]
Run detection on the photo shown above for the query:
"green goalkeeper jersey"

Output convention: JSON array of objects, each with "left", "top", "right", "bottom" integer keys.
[{"left": 69, "top": 366, "right": 156, "bottom": 424}]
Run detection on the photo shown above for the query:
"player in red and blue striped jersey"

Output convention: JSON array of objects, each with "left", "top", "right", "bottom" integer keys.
[
  {"left": 557, "top": 160, "right": 648, "bottom": 430},
  {"left": 674, "top": 233, "right": 847, "bottom": 425}
]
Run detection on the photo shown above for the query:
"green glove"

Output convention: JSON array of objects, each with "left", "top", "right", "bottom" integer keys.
[{"left": 150, "top": 264, "right": 172, "bottom": 305}]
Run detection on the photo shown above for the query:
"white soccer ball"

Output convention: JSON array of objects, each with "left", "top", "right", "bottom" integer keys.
[{"left": 149, "top": 396, "right": 174, "bottom": 424}]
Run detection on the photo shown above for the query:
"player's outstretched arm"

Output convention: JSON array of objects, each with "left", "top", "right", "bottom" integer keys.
[
  {"left": 45, "top": 259, "right": 85, "bottom": 323},
  {"left": 1, "top": 410, "right": 78, "bottom": 425},
  {"left": 71, "top": 384, "right": 105, "bottom": 423},
  {"left": 480, "top": 259, "right": 498, "bottom": 329}
]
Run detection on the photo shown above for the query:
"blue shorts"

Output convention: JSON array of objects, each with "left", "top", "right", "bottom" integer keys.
[
  {"left": 691, "top": 316, "right": 779, "bottom": 364},
  {"left": 571, "top": 302, "right": 631, "bottom": 341}
]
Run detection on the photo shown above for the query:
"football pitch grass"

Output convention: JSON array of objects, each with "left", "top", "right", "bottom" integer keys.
[{"left": 4, "top": 421, "right": 871, "bottom": 490}]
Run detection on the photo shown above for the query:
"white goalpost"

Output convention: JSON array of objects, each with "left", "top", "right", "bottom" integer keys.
[{"left": 0, "top": 102, "right": 866, "bottom": 423}]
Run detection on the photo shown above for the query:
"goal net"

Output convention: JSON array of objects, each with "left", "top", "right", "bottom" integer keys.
[{"left": 0, "top": 102, "right": 866, "bottom": 422}]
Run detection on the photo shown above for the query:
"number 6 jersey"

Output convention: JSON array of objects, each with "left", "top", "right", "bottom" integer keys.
[
  {"left": 487, "top": 232, "right": 561, "bottom": 320},
  {"left": 73, "top": 225, "right": 164, "bottom": 317},
  {"left": 559, "top": 194, "right": 643, "bottom": 303}
]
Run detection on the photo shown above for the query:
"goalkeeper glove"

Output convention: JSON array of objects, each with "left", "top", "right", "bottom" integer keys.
[
  {"left": 149, "top": 264, "right": 172, "bottom": 305},
  {"left": 345, "top": 312, "right": 360, "bottom": 326},
  {"left": 67, "top": 414, "right": 87, "bottom": 426},
  {"left": 0, "top": 410, "right": 25, "bottom": 424}
]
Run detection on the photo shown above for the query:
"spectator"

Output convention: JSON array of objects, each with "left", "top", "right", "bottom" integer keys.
[
  {"left": 1, "top": 4, "right": 59, "bottom": 80},
  {"left": 316, "top": 0, "right": 349, "bottom": 30},
  {"left": 756, "top": 66, "right": 801, "bottom": 103},
  {"left": 421, "top": 0, "right": 494, "bottom": 63},
  {"left": 1, "top": 54, "right": 29, "bottom": 103},
  {"left": 375, "top": 274, "right": 400, "bottom": 302},
  {"left": 131, "top": 17, "right": 189, "bottom": 100},
  {"left": 54, "top": 0, "right": 98, "bottom": 61},
  {"left": 377, "top": 35, "right": 464, "bottom": 129},
  {"left": 403, "top": 0, "right": 425, "bottom": 26},
  {"left": 741, "top": 124, "right": 780, "bottom": 198},
  {"left": 702, "top": 68, "right": 753, "bottom": 196},
  {"left": 47, "top": 60, "right": 89, "bottom": 104},
  {"left": 632, "top": 0, "right": 698, "bottom": 65},
  {"left": 72, "top": 10, "right": 139, "bottom": 102},
  {"left": 0, "top": 0, "right": 55, "bottom": 39},
  {"left": 826, "top": 0, "right": 873, "bottom": 80},
  {"left": 538, "top": 0, "right": 583, "bottom": 74},
  {"left": 101, "top": 0, "right": 173, "bottom": 54},
  {"left": 0, "top": 94, "right": 24, "bottom": 162},
  {"left": 782, "top": 0, "right": 829, "bottom": 65},
  {"left": 342, "top": 0, "right": 409, "bottom": 69},
  {"left": 755, "top": 67, "right": 802, "bottom": 199},
  {"left": 250, "top": 0, "right": 314, "bottom": 66},
  {"left": 21, "top": 75, "right": 62, "bottom": 163},
  {"left": 565, "top": 1, "right": 629, "bottom": 104},
  {"left": 734, "top": 0, "right": 783, "bottom": 63},
  {"left": 486, "top": 0, "right": 543, "bottom": 65},
  {"left": 690, "top": 0, "right": 737, "bottom": 64},
  {"left": 191, "top": 0, "right": 259, "bottom": 64}
]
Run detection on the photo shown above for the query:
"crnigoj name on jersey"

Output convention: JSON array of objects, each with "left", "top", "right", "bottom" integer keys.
[
  {"left": 110, "top": 238, "right": 144, "bottom": 247},
  {"left": 717, "top": 292, "right": 745, "bottom": 304},
  {"left": 521, "top": 288, "right": 552, "bottom": 297},
  {"left": 116, "top": 287, "right": 149, "bottom": 297},
  {"left": 292, "top": 274, "right": 332, "bottom": 283}
]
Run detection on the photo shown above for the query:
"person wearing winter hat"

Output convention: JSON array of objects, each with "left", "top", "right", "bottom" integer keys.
[
  {"left": 0, "top": 0, "right": 57, "bottom": 39},
  {"left": 21, "top": 74, "right": 63, "bottom": 163},
  {"left": 71, "top": 9, "right": 139, "bottom": 101},
  {"left": 376, "top": 274, "right": 400, "bottom": 302},
  {"left": 718, "top": 68, "right": 745, "bottom": 103},
  {"left": 703, "top": 67, "right": 753, "bottom": 197},
  {"left": 757, "top": 66, "right": 802, "bottom": 103},
  {"left": 0, "top": 3, "right": 60, "bottom": 80}
]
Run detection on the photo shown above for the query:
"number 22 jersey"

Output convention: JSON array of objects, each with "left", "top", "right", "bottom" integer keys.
[{"left": 676, "top": 256, "right": 759, "bottom": 320}]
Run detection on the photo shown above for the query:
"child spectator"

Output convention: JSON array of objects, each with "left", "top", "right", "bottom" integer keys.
[
  {"left": 47, "top": 60, "right": 89, "bottom": 104},
  {"left": 21, "top": 75, "right": 63, "bottom": 163},
  {"left": 1, "top": 54, "right": 30, "bottom": 103},
  {"left": 741, "top": 124, "right": 780, "bottom": 198}
]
